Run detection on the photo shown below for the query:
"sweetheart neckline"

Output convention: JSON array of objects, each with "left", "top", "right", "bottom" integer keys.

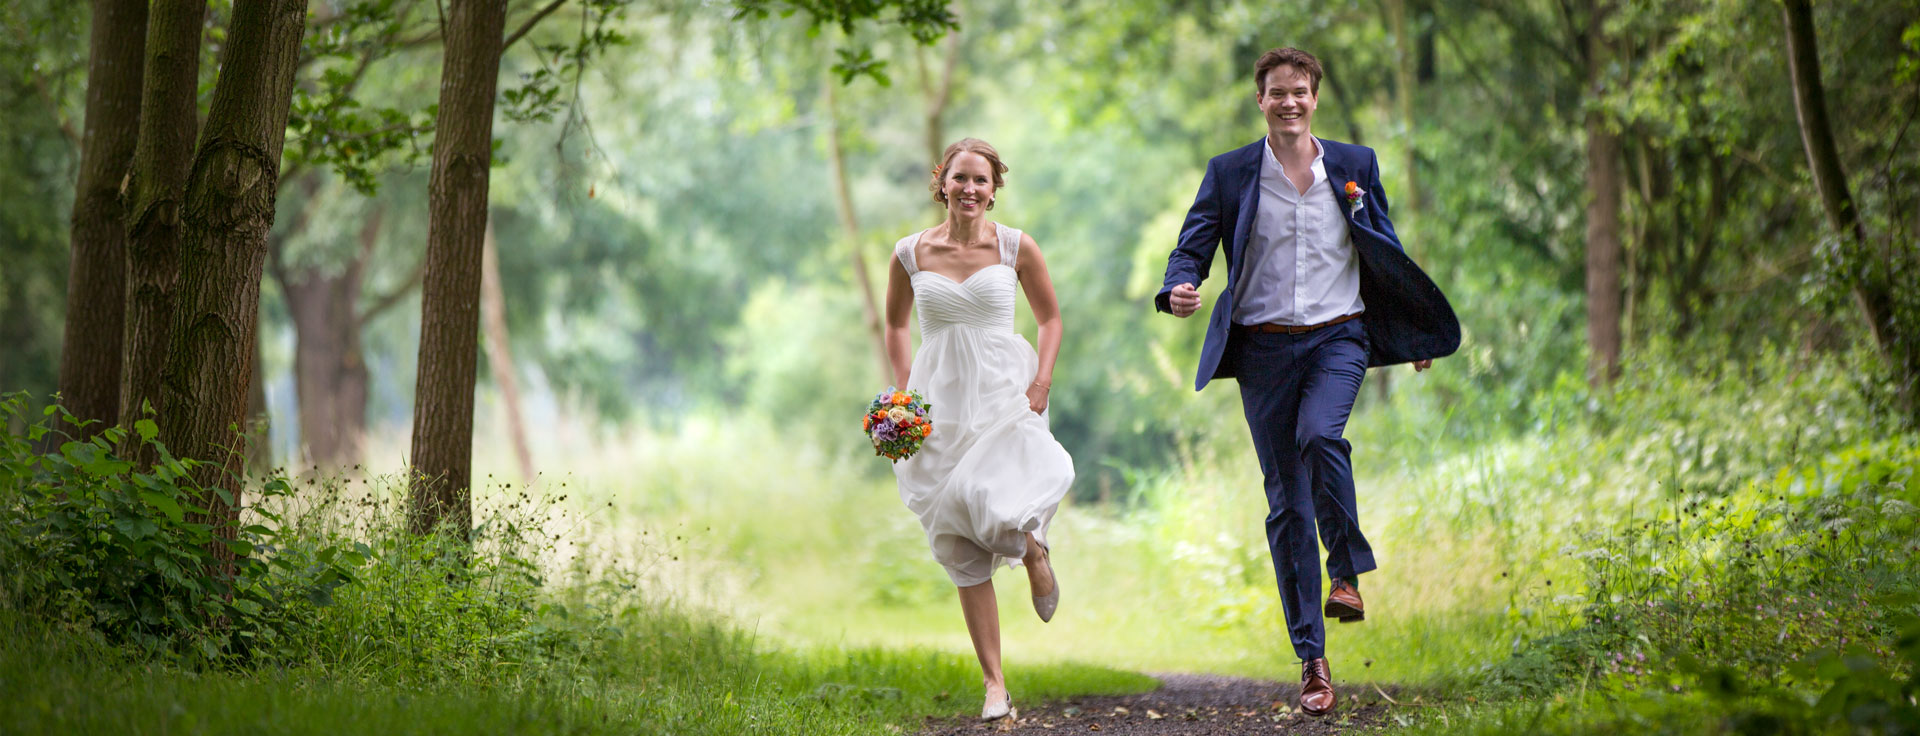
[{"left": 914, "top": 262, "right": 1014, "bottom": 287}]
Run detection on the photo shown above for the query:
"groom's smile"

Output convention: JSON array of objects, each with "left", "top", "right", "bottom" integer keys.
[{"left": 1257, "top": 66, "right": 1319, "bottom": 139}]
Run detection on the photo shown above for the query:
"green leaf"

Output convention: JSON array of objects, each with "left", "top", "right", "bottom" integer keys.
[
  {"left": 139, "top": 491, "right": 185, "bottom": 523},
  {"left": 223, "top": 538, "right": 254, "bottom": 557},
  {"left": 114, "top": 517, "right": 159, "bottom": 541},
  {"left": 306, "top": 586, "right": 335, "bottom": 607},
  {"left": 135, "top": 419, "right": 158, "bottom": 443}
]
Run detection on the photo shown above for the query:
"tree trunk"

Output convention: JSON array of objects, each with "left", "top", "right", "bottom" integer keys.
[
  {"left": 823, "top": 66, "right": 890, "bottom": 385},
  {"left": 1387, "top": 0, "right": 1419, "bottom": 220},
  {"left": 58, "top": 0, "right": 146, "bottom": 436},
  {"left": 119, "top": 0, "right": 207, "bottom": 460},
  {"left": 157, "top": 0, "right": 310, "bottom": 562},
  {"left": 480, "top": 216, "right": 534, "bottom": 485},
  {"left": 408, "top": 0, "right": 509, "bottom": 538},
  {"left": 282, "top": 209, "right": 375, "bottom": 471},
  {"left": 1379, "top": 0, "right": 1421, "bottom": 404},
  {"left": 1415, "top": 0, "right": 1436, "bottom": 84},
  {"left": 1781, "top": 0, "right": 1897, "bottom": 351},
  {"left": 246, "top": 325, "right": 272, "bottom": 477},
  {"left": 1583, "top": 0, "right": 1624, "bottom": 387},
  {"left": 918, "top": 9, "right": 961, "bottom": 167}
]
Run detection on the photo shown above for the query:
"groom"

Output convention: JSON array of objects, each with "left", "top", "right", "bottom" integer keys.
[{"left": 1155, "top": 47, "right": 1459, "bottom": 716}]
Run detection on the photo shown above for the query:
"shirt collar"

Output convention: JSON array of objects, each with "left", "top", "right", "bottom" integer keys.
[{"left": 1263, "top": 136, "right": 1326, "bottom": 180}]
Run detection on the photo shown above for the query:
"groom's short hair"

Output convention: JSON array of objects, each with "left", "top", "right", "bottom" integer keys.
[{"left": 1255, "top": 47, "right": 1322, "bottom": 95}]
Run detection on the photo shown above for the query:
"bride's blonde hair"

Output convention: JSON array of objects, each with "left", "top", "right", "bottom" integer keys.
[{"left": 929, "top": 138, "right": 1009, "bottom": 210}]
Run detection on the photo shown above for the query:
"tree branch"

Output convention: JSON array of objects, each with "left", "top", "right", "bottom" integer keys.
[
  {"left": 357, "top": 255, "right": 428, "bottom": 327},
  {"left": 503, "top": 0, "right": 569, "bottom": 51}
]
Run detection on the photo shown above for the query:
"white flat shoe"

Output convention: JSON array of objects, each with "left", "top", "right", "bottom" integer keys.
[
  {"left": 981, "top": 691, "right": 1014, "bottom": 721},
  {"left": 1030, "top": 544, "right": 1059, "bottom": 623}
]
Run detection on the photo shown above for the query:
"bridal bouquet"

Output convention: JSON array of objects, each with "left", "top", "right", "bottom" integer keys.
[{"left": 864, "top": 388, "right": 932, "bottom": 462}]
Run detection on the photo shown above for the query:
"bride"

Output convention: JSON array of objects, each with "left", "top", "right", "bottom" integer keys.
[{"left": 884, "top": 138, "right": 1075, "bottom": 722}]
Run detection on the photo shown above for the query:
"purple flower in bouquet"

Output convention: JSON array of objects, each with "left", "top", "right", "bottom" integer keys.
[{"left": 872, "top": 421, "right": 899, "bottom": 442}]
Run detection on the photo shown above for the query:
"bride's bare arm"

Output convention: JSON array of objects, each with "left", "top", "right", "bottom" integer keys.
[
  {"left": 884, "top": 252, "right": 915, "bottom": 388},
  {"left": 1015, "top": 232, "right": 1061, "bottom": 413}
]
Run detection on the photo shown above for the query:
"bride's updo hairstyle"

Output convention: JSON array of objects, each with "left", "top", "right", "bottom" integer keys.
[{"left": 929, "top": 138, "right": 1009, "bottom": 210}]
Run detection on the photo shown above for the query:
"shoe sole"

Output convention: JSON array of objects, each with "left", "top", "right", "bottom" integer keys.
[{"left": 1324, "top": 601, "right": 1364, "bottom": 622}]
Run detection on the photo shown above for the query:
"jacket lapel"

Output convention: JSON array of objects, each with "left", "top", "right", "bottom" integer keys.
[
  {"left": 1228, "top": 140, "right": 1263, "bottom": 282},
  {"left": 1319, "top": 138, "right": 1359, "bottom": 231}
]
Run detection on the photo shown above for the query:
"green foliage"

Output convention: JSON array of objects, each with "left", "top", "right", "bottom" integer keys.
[
  {"left": 0, "top": 392, "right": 607, "bottom": 677},
  {"left": 1478, "top": 440, "right": 1919, "bottom": 697},
  {"left": 0, "top": 394, "right": 346, "bottom": 662},
  {"left": 732, "top": 0, "right": 957, "bottom": 84},
  {"left": 0, "top": 1, "right": 82, "bottom": 397}
]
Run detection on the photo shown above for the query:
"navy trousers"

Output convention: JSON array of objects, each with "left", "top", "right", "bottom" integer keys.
[{"left": 1228, "top": 318, "right": 1377, "bottom": 661}]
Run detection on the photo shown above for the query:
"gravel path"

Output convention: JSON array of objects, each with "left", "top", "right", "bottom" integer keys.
[{"left": 918, "top": 673, "right": 1403, "bottom": 735}]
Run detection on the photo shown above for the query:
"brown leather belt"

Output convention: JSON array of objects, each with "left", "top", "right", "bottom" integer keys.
[{"left": 1232, "top": 312, "right": 1363, "bottom": 335}]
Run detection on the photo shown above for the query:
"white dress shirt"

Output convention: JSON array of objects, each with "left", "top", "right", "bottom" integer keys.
[{"left": 1232, "top": 137, "right": 1365, "bottom": 327}]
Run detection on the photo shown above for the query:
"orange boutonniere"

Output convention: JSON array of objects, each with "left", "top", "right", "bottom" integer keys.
[{"left": 1344, "top": 181, "right": 1367, "bottom": 215}]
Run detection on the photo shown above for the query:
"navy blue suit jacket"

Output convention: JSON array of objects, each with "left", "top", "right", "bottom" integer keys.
[{"left": 1155, "top": 137, "right": 1461, "bottom": 391}]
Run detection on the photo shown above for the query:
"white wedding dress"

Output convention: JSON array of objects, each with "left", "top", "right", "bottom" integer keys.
[{"left": 890, "top": 222, "right": 1075, "bottom": 587}]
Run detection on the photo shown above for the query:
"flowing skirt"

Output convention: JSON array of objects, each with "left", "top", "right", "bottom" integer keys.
[{"left": 892, "top": 325, "right": 1075, "bottom": 587}]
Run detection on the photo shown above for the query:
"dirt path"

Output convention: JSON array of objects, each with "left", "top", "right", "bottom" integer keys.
[{"left": 919, "top": 674, "right": 1404, "bottom": 735}]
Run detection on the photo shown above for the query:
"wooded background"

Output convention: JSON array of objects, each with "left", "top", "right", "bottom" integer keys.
[{"left": 3, "top": 0, "right": 1917, "bottom": 536}]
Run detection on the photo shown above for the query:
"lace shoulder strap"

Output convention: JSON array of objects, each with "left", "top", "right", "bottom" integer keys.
[
  {"left": 997, "top": 223, "right": 1022, "bottom": 268},
  {"left": 893, "top": 230, "right": 924, "bottom": 275}
]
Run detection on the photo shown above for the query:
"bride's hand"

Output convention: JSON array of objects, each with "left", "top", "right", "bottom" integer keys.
[{"left": 1026, "top": 381, "right": 1050, "bottom": 414}]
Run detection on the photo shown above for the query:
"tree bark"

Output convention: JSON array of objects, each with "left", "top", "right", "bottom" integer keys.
[
  {"left": 246, "top": 325, "right": 272, "bottom": 477},
  {"left": 119, "top": 0, "right": 206, "bottom": 459},
  {"left": 157, "top": 0, "right": 310, "bottom": 560},
  {"left": 480, "top": 216, "right": 534, "bottom": 485},
  {"left": 1781, "top": 0, "right": 1895, "bottom": 353},
  {"left": 823, "top": 66, "right": 890, "bottom": 384},
  {"left": 408, "top": 0, "right": 509, "bottom": 538},
  {"left": 1583, "top": 0, "right": 1623, "bottom": 387},
  {"left": 58, "top": 0, "right": 146, "bottom": 436},
  {"left": 283, "top": 209, "right": 377, "bottom": 471}
]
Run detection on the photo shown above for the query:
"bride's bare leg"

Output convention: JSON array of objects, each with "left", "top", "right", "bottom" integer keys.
[
  {"left": 1023, "top": 532, "right": 1055, "bottom": 598},
  {"left": 957, "top": 580, "right": 1006, "bottom": 699}
]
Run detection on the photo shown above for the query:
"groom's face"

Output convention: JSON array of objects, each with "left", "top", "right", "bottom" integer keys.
[{"left": 1256, "top": 65, "right": 1318, "bottom": 138}]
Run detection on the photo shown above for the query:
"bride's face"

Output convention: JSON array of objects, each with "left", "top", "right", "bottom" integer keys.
[{"left": 942, "top": 152, "right": 996, "bottom": 216}]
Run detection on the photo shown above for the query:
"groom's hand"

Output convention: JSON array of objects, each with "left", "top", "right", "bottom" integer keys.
[
  {"left": 1169, "top": 283, "right": 1202, "bottom": 318},
  {"left": 1414, "top": 359, "right": 1433, "bottom": 372}
]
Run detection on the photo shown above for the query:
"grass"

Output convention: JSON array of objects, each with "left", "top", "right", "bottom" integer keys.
[
  {"left": 5, "top": 346, "right": 1913, "bottom": 734},
  {"left": 0, "top": 605, "right": 1153, "bottom": 735}
]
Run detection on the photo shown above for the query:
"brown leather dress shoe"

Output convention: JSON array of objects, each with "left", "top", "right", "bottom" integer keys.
[
  {"left": 1300, "top": 658, "right": 1336, "bottom": 716},
  {"left": 1325, "top": 577, "right": 1365, "bottom": 623}
]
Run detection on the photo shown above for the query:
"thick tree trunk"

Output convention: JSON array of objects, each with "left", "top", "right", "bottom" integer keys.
[
  {"left": 58, "top": 0, "right": 146, "bottom": 436},
  {"left": 1782, "top": 0, "right": 1914, "bottom": 418},
  {"left": 119, "top": 0, "right": 207, "bottom": 459},
  {"left": 1583, "top": 0, "right": 1624, "bottom": 387},
  {"left": 822, "top": 70, "right": 890, "bottom": 385},
  {"left": 246, "top": 326, "right": 272, "bottom": 477},
  {"left": 408, "top": 0, "right": 509, "bottom": 538},
  {"left": 480, "top": 216, "right": 534, "bottom": 484},
  {"left": 285, "top": 268, "right": 371, "bottom": 470},
  {"left": 282, "top": 205, "right": 378, "bottom": 470},
  {"left": 157, "top": 0, "right": 309, "bottom": 561}
]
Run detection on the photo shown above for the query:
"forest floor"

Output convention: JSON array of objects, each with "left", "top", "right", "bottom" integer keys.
[{"left": 919, "top": 673, "right": 1406, "bottom": 735}]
